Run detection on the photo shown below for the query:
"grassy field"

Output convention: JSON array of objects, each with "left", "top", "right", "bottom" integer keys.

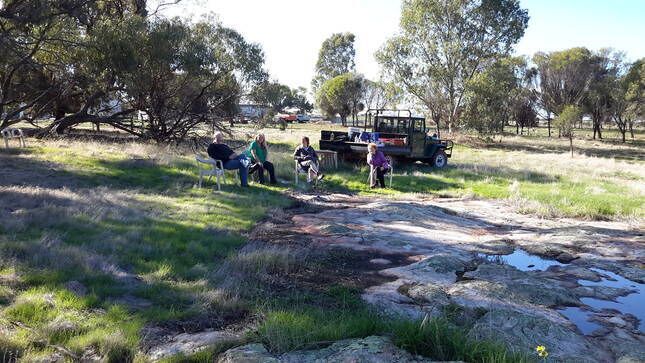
[
  {"left": 238, "top": 123, "right": 644, "bottom": 220},
  {"left": 0, "top": 122, "right": 642, "bottom": 361}
]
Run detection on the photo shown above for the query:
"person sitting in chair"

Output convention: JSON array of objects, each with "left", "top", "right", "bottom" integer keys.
[
  {"left": 367, "top": 142, "right": 390, "bottom": 189},
  {"left": 247, "top": 133, "right": 277, "bottom": 185},
  {"left": 293, "top": 136, "right": 324, "bottom": 183},
  {"left": 207, "top": 132, "right": 249, "bottom": 187}
]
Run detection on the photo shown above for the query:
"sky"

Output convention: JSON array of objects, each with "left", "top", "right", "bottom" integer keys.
[{"left": 157, "top": 0, "right": 645, "bottom": 92}]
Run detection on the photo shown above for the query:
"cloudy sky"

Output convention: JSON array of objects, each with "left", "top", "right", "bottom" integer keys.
[{"left": 157, "top": 0, "right": 645, "bottom": 92}]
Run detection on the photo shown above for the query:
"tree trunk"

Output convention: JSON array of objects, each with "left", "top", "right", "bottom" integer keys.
[
  {"left": 629, "top": 121, "right": 634, "bottom": 139},
  {"left": 569, "top": 136, "right": 574, "bottom": 157},
  {"left": 516, "top": 122, "right": 519, "bottom": 135},
  {"left": 547, "top": 116, "right": 552, "bottom": 137}
]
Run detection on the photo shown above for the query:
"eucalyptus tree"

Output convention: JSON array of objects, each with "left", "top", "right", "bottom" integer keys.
[
  {"left": 362, "top": 79, "right": 405, "bottom": 116},
  {"left": 250, "top": 82, "right": 312, "bottom": 113},
  {"left": 463, "top": 57, "right": 528, "bottom": 134},
  {"left": 554, "top": 104, "right": 581, "bottom": 157},
  {"left": 581, "top": 49, "right": 625, "bottom": 139},
  {"left": 376, "top": 0, "right": 529, "bottom": 136},
  {"left": 311, "top": 32, "right": 356, "bottom": 91},
  {"left": 0, "top": 0, "right": 148, "bottom": 129},
  {"left": 316, "top": 73, "right": 364, "bottom": 126},
  {"left": 612, "top": 59, "right": 644, "bottom": 142},
  {"left": 46, "top": 17, "right": 267, "bottom": 142},
  {"left": 532, "top": 47, "right": 596, "bottom": 136}
]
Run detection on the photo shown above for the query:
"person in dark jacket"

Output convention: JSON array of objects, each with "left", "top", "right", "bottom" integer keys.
[
  {"left": 293, "top": 136, "right": 324, "bottom": 183},
  {"left": 207, "top": 132, "right": 249, "bottom": 187}
]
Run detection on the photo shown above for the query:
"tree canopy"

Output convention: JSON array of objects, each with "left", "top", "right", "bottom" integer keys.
[
  {"left": 250, "top": 81, "right": 312, "bottom": 113},
  {"left": 0, "top": 0, "right": 267, "bottom": 142},
  {"left": 377, "top": 0, "right": 529, "bottom": 135},
  {"left": 312, "top": 32, "right": 356, "bottom": 91},
  {"left": 316, "top": 73, "right": 364, "bottom": 126}
]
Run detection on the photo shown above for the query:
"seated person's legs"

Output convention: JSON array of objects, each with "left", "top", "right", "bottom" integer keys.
[
  {"left": 249, "top": 162, "right": 265, "bottom": 183},
  {"left": 224, "top": 157, "right": 249, "bottom": 187},
  {"left": 376, "top": 166, "right": 390, "bottom": 187},
  {"left": 263, "top": 161, "right": 276, "bottom": 184}
]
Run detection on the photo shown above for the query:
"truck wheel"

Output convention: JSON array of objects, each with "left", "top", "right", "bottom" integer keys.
[{"left": 432, "top": 150, "right": 448, "bottom": 168}]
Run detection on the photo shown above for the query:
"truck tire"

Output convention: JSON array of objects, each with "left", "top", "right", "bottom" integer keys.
[{"left": 432, "top": 150, "right": 448, "bottom": 168}]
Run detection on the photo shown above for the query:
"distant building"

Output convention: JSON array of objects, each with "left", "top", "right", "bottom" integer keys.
[{"left": 239, "top": 104, "right": 270, "bottom": 119}]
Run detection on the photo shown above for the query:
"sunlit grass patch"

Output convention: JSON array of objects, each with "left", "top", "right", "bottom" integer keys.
[
  {"left": 391, "top": 318, "right": 532, "bottom": 363},
  {"left": 1, "top": 139, "right": 293, "bottom": 360}
]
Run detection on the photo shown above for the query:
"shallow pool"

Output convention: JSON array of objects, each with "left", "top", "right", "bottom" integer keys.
[{"left": 477, "top": 248, "right": 567, "bottom": 272}]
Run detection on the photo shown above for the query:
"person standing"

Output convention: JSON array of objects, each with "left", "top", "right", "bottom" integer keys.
[
  {"left": 247, "top": 133, "right": 277, "bottom": 185},
  {"left": 367, "top": 142, "right": 390, "bottom": 188},
  {"left": 293, "top": 136, "right": 324, "bottom": 183},
  {"left": 207, "top": 132, "right": 250, "bottom": 187}
]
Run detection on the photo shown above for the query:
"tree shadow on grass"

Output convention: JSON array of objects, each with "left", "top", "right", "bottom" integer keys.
[
  {"left": 0, "top": 148, "right": 293, "bottom": 357},
  {"left": 319, "top": 161, "right": 558, "bottom": 196},
  {"left": 484, "top": 139, "right": 645, "bottom": 162}
]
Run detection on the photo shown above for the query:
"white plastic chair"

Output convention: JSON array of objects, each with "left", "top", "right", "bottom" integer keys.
[
  {"left": 294, "top": 161, "right": 309, "bottom": 185},
  {"left": 2, "top": 128, "right": 26, "bottom": 148},
  {"left": 368, "top": 156, "right": 393, "bottom": 188},
  {"left": 196, "top": 156, "right": 229, "bottom": 191}
]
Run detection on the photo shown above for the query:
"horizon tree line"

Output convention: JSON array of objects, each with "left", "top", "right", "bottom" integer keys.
[{"left": 1, "top": 0, "right": 642, "bottom": 143}]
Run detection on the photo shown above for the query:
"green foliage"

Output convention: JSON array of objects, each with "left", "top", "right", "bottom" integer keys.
[
  {"left": 312, "top": 32, "right": 356, "bottom": 90},
  {"left": 554, "top": 105, "right": 582, "bottom": 138},
  {"left": 377, "top": 0, "right": 529, "bottom": 133},
  {"left": 611, "top": 58, "right": 645, "bottom": 141},
  {"left": 533, "top": 47, "right": 595, "bottom": 118},
  {"left": 1, "top": 2, "right": 267, "bottom": 142},
  {"left": 0, "top": 0, "right": 147, "bottom": 129},
  {"left": 316, "top": 73, "right": 364, "bottom": 125},
  {"left": 463, "top": 57, "right": 528, "bottom": 134},
  {"left": 250, "top": 81, "right": 312, "bottom": 113}
]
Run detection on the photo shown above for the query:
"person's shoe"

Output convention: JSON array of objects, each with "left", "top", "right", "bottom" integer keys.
[
  {"left": 317, "top": 174, "right": 325, "bottom": 181},
  {"left": 370, "top": 185, "right": 377, "bottom": 189}
]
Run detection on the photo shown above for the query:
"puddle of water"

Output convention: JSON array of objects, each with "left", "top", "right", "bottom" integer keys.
[
  {"left": 475, "top": 250, "right": 644, "bottom": 333},
  {"left": 559, "top": 268, "right": 644, "bottom": 334},
  {"left": 558, "top": 307, "right": 602, "bottom": 335},
  {"left": 477, "top": 249, "right": 567, "bottom": 271},
  {"left": 579, "top": 268, "right": 644, "bottom": 333}
]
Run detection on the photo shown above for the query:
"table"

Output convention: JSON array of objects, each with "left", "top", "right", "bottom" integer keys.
[{"left": 317, "top": 150, "right": 338, "bottom": 169}]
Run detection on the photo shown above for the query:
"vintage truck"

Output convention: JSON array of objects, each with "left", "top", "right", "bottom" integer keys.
[{"left": 319, "top": 109, "right": 453, "bottom": 167}]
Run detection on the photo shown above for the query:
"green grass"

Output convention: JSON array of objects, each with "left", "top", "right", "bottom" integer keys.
[
  {"left": 390, "top": 318, "right": 532, "bottom": 363},
  {"left": 252, "top": 286, "right": 532, "bottom": 362},
  {"left": 233, "top": 124, "right": 644, "bottom": 219},
  {"left": 314, "top": 143, "right": 644, "bottom": 219},
  {"left": 1, "top": 129, "right": 642, "bottom": 361},
  {"left": 0, "top": 140, "right": 292, "bottom": 361}
]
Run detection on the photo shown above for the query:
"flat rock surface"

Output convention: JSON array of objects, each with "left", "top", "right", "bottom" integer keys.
[
  {"left": 148, "top": 330, "right": 240, "bottom": 360},
  {"left": 288, "top": 195, "right": 644, "bottom": 362},
  {"left": 217, "top": 336, "right": 451, "bottom": 363}
]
